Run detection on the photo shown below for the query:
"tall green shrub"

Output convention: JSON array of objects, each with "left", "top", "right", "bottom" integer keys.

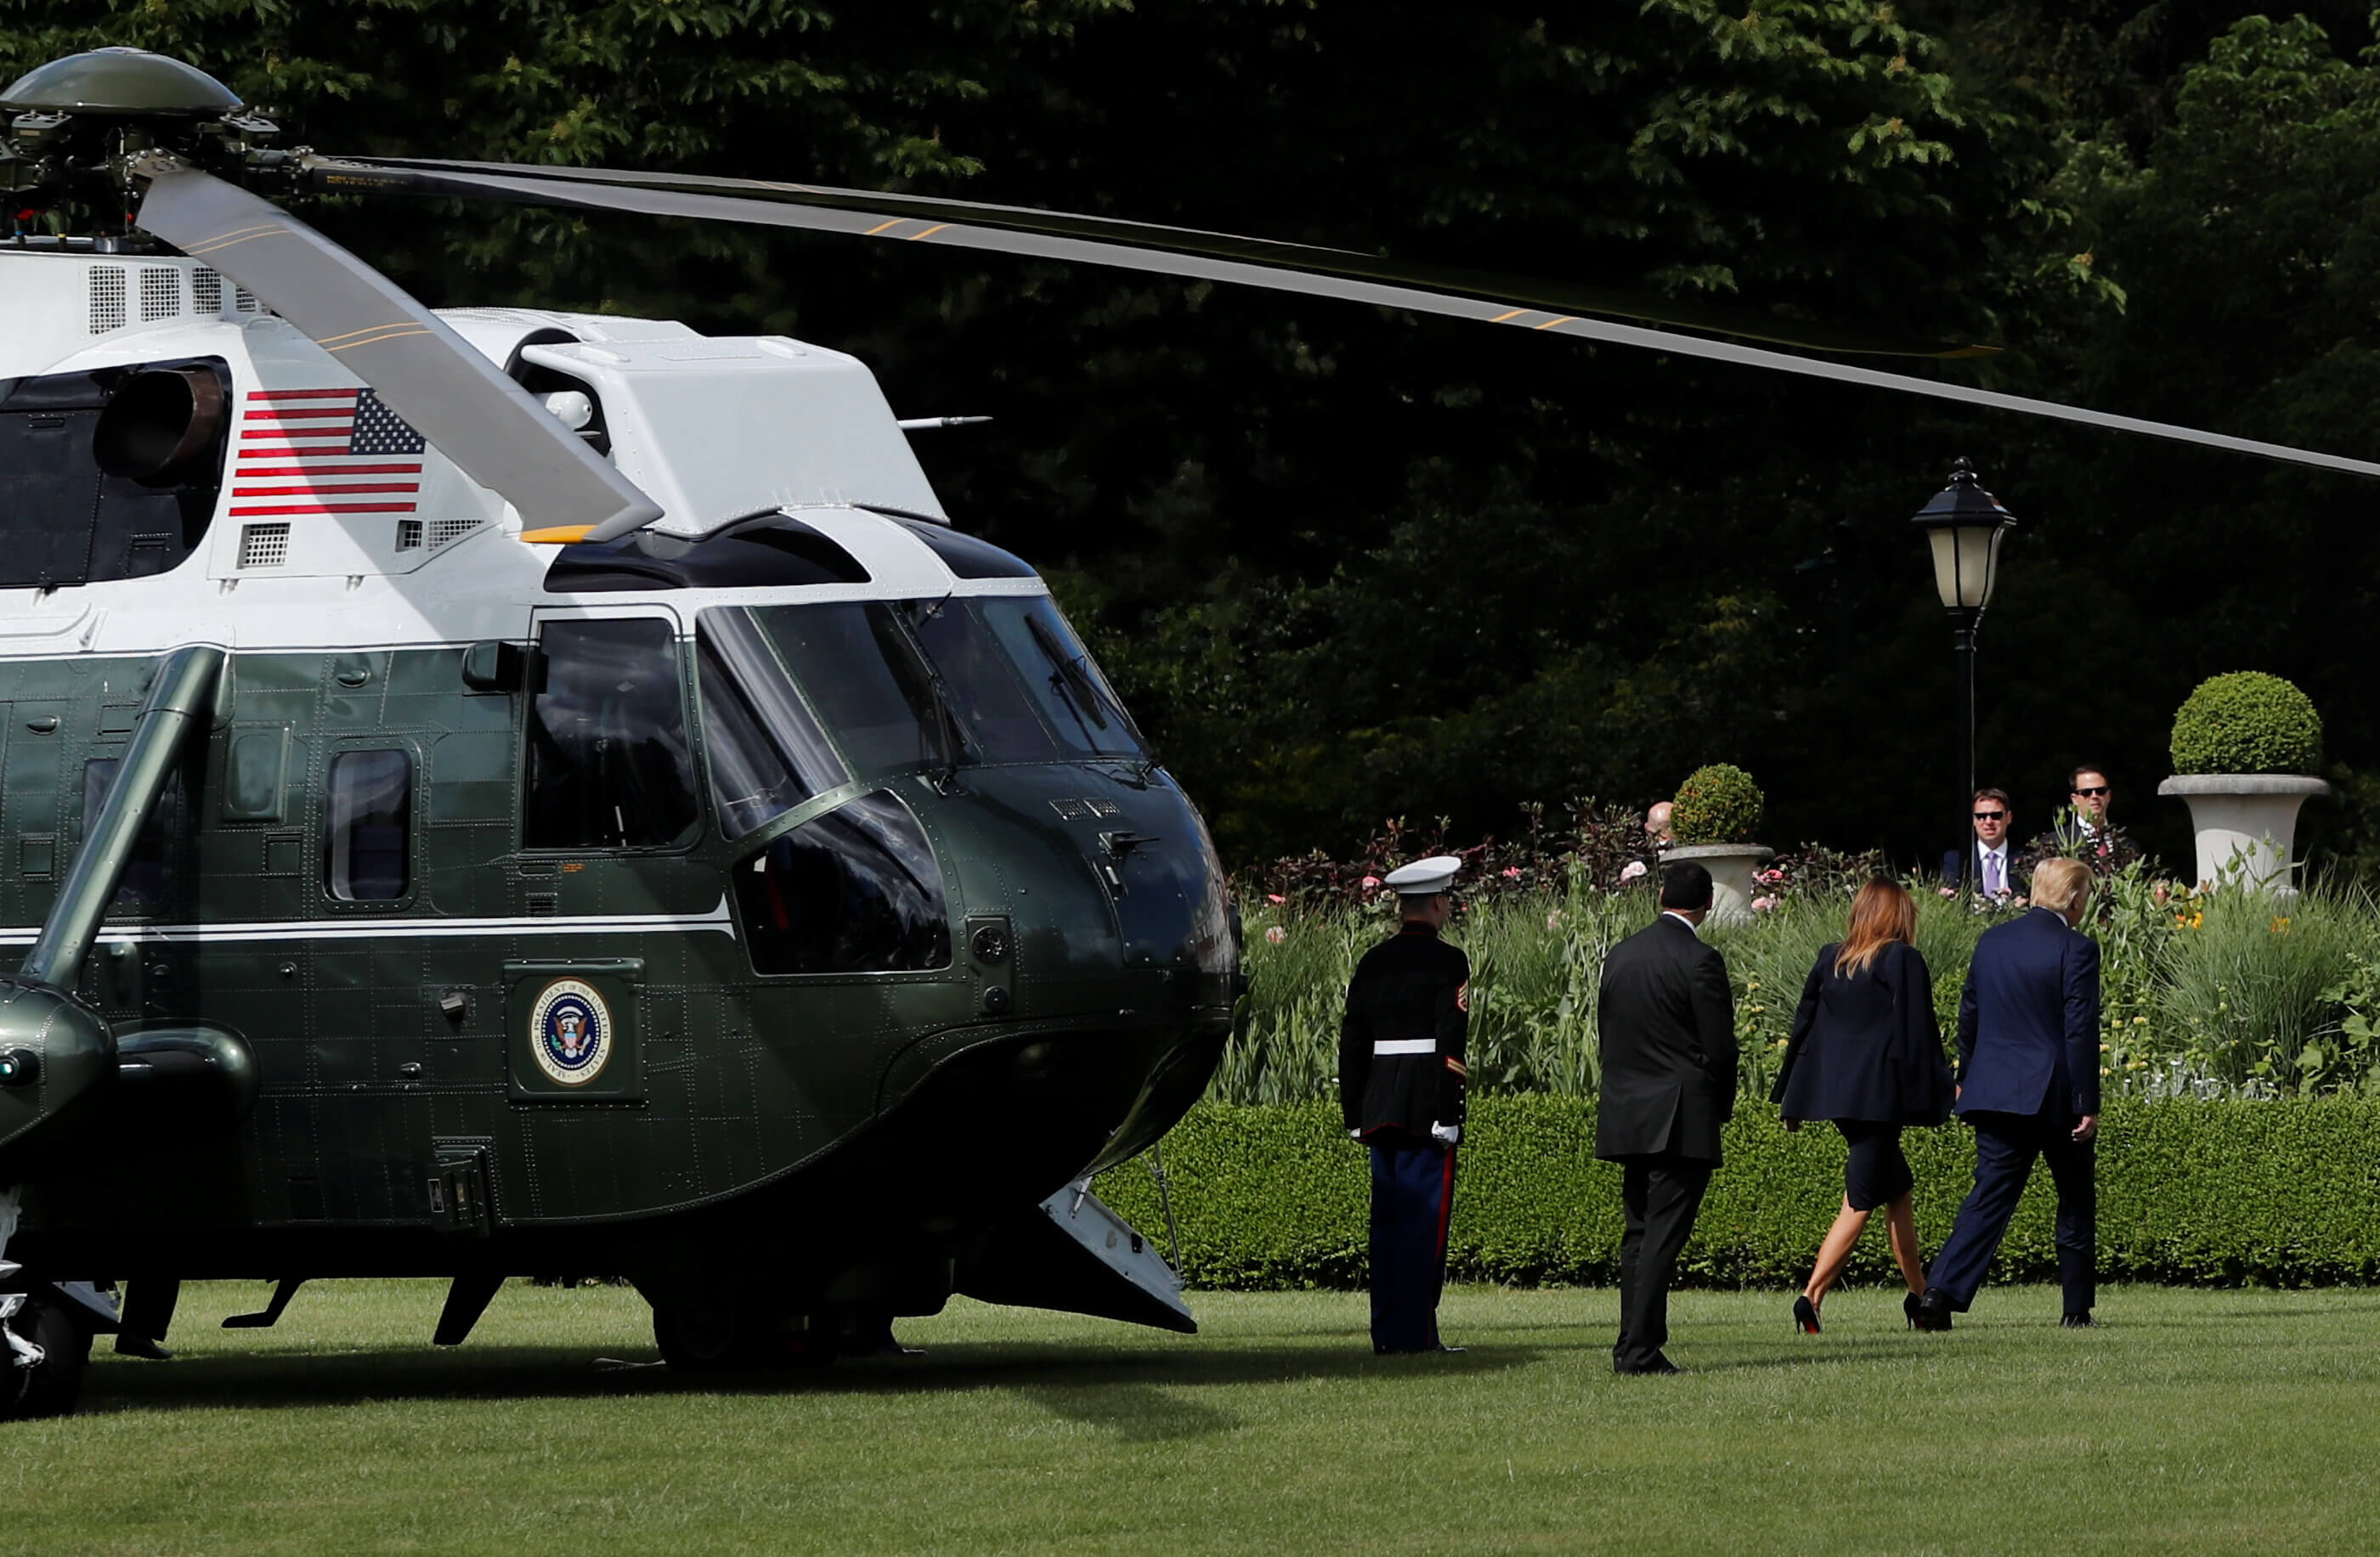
[
  {"left": 2170, "top": 672, "right": 2324, "bottom": 774},
  {"left": 1671, "top": 764, "right": 1764, "bottom": 844}
]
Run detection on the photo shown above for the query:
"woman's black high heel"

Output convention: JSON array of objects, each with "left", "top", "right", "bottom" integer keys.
[
  {"left": 1903, "top": 1292, "right": 1924, "bottom": 1329},
  {"left": 1794, "top": 1295, "right": 1822, "bottom": 1334}
]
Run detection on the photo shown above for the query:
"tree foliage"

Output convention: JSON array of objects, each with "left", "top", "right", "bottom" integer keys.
[{"left": 5, "top": 2, "right": 2375, "bottom": 872}]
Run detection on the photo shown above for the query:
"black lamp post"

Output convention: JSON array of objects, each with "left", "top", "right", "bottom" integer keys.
[{"left": 1911, "top": 458, "right": 2017, "bottom": 891}]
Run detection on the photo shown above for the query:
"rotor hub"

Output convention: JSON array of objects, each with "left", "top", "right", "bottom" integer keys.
[
  {"left": 0, "top": 47, "right": 241, "bottom": 116},
  {"left": 2, "top": 49, "right": 280, "bottom": 238}
]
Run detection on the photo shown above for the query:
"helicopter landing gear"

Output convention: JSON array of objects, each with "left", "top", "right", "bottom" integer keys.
[
  {"left": 649, "top": 1303, "right": 904, "bottom": 1374},
  {"left": 822, "top": 1306, "right": 922, "bottom": 1359},
  {"left": 2, "top": 1295, "right": 91, "bottom": 1421},
  {"left": 650, "top": 1302, "right": 838, "bottom": 1373}
]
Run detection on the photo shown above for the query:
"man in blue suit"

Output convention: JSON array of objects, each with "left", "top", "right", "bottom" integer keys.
[{"left": 1916, "top": 856, "right": 2103, "bottom": 1330}]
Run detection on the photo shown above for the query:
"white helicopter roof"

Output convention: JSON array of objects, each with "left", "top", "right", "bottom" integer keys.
[{"left": 3, "top": 246, "right": 996, "bottom": 662}]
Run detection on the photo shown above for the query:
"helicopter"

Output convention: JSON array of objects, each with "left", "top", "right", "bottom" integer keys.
[{"left": 4, "top": 46, "right": 2378, "bottom": 1421}]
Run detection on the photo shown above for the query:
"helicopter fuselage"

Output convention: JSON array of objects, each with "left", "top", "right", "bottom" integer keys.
[{"left": 0, "top": 244, "right": 1237, "bottom": 1345}]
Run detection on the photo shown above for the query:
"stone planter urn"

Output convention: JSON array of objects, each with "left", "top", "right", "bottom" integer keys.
[
  {"left": 1664, "top": 843, "right": 1774, "bottom": 926},
  {"left": 2157, "top": 775, "right": 2328, "bottom": 892}
]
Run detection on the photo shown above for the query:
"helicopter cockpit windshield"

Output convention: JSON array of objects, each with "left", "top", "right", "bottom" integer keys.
[{"left": 695, "top": 596, "right": 1147, "bottom": 815}]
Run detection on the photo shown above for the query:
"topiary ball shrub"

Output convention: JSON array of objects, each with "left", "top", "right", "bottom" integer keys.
[
  {"left": 1671, "top": 763, "right": 1764, "bottom": 844},
  {"left": 2170, "top": 672, "right": 2324, "bottom": 775}
]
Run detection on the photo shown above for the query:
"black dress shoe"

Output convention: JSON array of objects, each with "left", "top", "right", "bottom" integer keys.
[
  {"left": 1615, "top": 1354, "right": 1680, "bottom": 1375},
  {"left": 113, "top": 1335, "right": 173, "bottom": 1361},
  {"left": 1914, "top": 1290, "right": 1955, "bottom": 1333},
  {"left": 1793, "top": 1295, "right": 1822, "bottom": 1334},
  {"left": 2060, "top": 1312, "right": 2099, "bottom": 1329}
]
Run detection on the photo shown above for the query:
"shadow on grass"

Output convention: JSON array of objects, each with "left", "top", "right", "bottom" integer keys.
[{"left": 77, "top": 1337, "right": 1542, "bottom": 1419}]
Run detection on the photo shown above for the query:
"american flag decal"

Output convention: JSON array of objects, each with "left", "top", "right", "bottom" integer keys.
[{"left": 233, "top": 388, "right": 427, "bottom": 516}]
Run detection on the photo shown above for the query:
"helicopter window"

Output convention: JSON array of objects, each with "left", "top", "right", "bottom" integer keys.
[
  {"left": 972, "top": 598, "right": 1148, "bottom": 762},
  {"left": 741, "top": 598, "right": 1147, "bottom": 774},
  {"left": 543, "top": 516, "right": 870, "bottom": 593},
  {"left": 746, "top": 603, "right": 948, "bottom": 776},
  {"left": 0, "top": 358, "right": 227, "bottom": 590},
  {"left": 524, "top": 618, "right": 702, "bottom": 850},
  {"left": 889, "top": 517, "right": 1037, "bottom": 580},
  {"left": 78, "top": 758, "right": 176, "bottom": 914},
  {"left": 324, "top": 749, "right": 412, "bottom": 901},
  {"left": 733, "top": 790, "right": 951, "bottom": 974},
  {"left": 695, "top": 608, "right": 852, "bottom": 840},
  {"left": 904, "top": 600, "right": 1066, "bottom": 763}
]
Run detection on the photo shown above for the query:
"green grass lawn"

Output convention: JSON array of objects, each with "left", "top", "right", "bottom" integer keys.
[{"left": 8, "top": 1280, "right": 2378, "bottom": 1555}]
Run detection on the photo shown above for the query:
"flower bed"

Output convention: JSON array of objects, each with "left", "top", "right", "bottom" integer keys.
[{"left": 1225, "top": 863, "right": 2380, "bottom": 1103}]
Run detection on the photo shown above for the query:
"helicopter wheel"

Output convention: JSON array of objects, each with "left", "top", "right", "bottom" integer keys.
[
  {"left": 651, "top": 1302, "right": 743, "bottom": 1374},
  {"left": 651, "top": 1303, "right": 842, "bottom": 1374},
  {"left": 2, "top": 1298, "right": 92, "bottom": 1421}
]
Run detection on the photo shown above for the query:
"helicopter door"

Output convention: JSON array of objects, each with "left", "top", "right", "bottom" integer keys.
[
  {"left": 500, "top": 609, "right": 700, "bottom": 1104},
  {"left": 519, "top": 610, "right": 701, "bottom": 856}
]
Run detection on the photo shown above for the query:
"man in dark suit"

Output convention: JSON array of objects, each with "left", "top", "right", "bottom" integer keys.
[
  {"left": 2027, "top": 764, "right": 2142, "bottom": 882},
  {"left": 1339, "top": 855, "right": 1471, "bottom": 1354},
  {"left": 1596, "top": 861, "right": 1738, "bottom": 1374},
  {"left": 1918, "top": 856, "right": 2103, "bottom": 1330},
  {"left": 1939, "top": 787, "right": 2025, "bottom": 902}
]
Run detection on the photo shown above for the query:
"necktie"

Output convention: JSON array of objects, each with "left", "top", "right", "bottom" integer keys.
[{"left": 1984, "top": 853, "right": 2003, "bottom": 894}]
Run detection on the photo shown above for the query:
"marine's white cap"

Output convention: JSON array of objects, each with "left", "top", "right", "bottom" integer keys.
[{"left": 1383, "top": 855, "right": 1462, "bottom": 896}]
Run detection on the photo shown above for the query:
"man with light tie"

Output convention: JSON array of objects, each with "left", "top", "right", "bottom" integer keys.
[
  {"left": 1338, "top": 855, "right": 1471, "bottom": 1355},
  {"left": 1940, "top": 787, "right": 2023, "bottom": 902}
]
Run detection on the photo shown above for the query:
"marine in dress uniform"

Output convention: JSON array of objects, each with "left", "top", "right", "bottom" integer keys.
[{"left": 1338, "top": 855, "right": 1470, "bottom": 1355}]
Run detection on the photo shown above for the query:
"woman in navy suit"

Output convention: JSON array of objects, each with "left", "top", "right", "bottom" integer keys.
[{"left": 1771, "top": 878, "right": 1955, "bottom": 1332}]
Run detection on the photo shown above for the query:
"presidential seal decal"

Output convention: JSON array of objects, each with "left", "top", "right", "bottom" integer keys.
[{"left": 529, "top": 979, "right": 611, "bottom": 1086}]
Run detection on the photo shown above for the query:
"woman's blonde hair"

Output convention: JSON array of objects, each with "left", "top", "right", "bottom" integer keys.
[
  {"left": 1834, "top": 877, "right": 1918, "bottom": 978},
  {"left": 2030, "top": 857, "right": 2093, "bottom": 917}
]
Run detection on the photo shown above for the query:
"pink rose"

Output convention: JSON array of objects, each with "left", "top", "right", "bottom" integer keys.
[
  {"left": 1361, "top": 875, "right": 1381, "bottom": 889},
  {"left": 1266, "top": 894, "right": 1286, "bottom": 905},
  {"left": 1620, "top": 860, "right": 1648, "bottom": 882},
  {"left": 1501, "top": 866, "right": 1522, "bottom": 879},
  {"left": 1751, "top": 895, "right": 1778, "bottom": 912},
  {"left": 1264, "top": 925, "right": 1287, "bottom": 945}
]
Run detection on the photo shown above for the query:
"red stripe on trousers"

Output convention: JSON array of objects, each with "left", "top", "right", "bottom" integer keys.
[{"left": 1434, "top": 1145, "right": 1457, "bottom": 1261}]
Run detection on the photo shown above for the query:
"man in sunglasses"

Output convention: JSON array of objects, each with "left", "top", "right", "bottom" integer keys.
[
  {"left": 1940, "top": 787, "right": 2024, "bottom": 901},
  {"left": 2029, "top": 765, "right": 2141, "bottom": 879}
]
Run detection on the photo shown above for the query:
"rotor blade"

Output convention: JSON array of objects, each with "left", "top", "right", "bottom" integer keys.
[
  {"left": 319, "top": 157, "right": 1984, "bottom": 359},
  {"left": 132, "top": 161, "right": 664, "bottom": 538},
  {"left": 310, "top": 158, "right": 2380, "bottom": 484}
]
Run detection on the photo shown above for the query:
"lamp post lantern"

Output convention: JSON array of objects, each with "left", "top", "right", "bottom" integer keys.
[{"left": 1911, "top": 457, "right": 2017, "bottom": 893}]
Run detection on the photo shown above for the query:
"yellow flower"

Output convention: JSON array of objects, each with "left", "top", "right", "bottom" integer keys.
[
  {"left": 2270, "top": 917, "right": 2292, "bottom": 935},
  {"left": 2099, "top": 1066, "right": 2111, "bottom": 1075}
]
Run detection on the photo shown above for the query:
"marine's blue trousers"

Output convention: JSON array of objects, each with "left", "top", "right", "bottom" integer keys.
[{"left": 1369, "top": 1141, "right": 1457, "bottom": 1352}]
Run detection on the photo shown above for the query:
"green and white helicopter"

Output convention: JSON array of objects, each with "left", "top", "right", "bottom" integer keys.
[{"left": 2, "top": 47, "right": 2371, "bottom": 1419}]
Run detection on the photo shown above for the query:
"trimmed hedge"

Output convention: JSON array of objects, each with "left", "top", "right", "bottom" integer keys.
[
  {"left": 2169, "top": 670, "right": 2323, "bottom": 775},
  {"left": 1098, "top": 1097, "right": 2380, "bottom": 1290},
  {"left": 1670, "top": 762, "right": 1763, "bottom": 844}
]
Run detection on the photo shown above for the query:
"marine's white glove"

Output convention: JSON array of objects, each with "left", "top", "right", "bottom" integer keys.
[
  {"left": 1430, "top": 1122, "right": 1461, "bottom": 1146},
  {"left": 1348, "top": 1128, "right": 1363, "bottom": 1140}
]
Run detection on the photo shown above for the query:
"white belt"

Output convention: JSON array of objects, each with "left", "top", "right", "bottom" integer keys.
[{"left": 1372, "top": 1039, "right": 1435, "bottom": 1057}]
